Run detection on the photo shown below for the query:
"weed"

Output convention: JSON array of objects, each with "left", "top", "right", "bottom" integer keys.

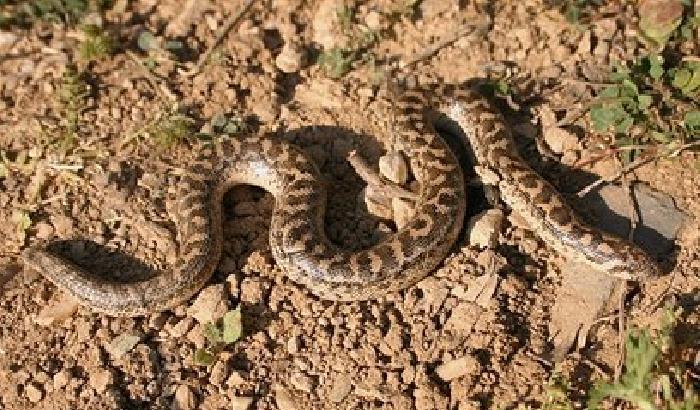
[
  {"left": 194, "top": 307, "right": 242, "bottom": 366},
  {"left": 588, "top": 309, "right": 699, "bottom": 409},
  {"left": 78, "top": 23, "right": 114, "bottom": 61},
  {"left": 53, "top": 66, "right": 89, "bottom": 151},
  {"left": 146, "top": 111, "right": 195, "bottom": 148},
  {"left": 588, "top": 55, "right": 699, "bottom": 164},
  {"left": 317, "top": 4, "right": 380, "bottom": 78},
  {"left": 0, "top": 0, "right": 112, "bottom": 26}
]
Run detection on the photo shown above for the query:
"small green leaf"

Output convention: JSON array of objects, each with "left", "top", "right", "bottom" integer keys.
[
  {"left": 203, "top": 322, "right": 222, "bottom": 343},
  {"left": 222, "top": 307, "right": 242, "bottom": 344},
  {"left": 648, "top": 55, "right": 664, "bottom": 80},
  {"left": 672, "top": 68, "right": 692, "bottom": 89},
  {"left": 599, "top": 86, "right": 620, "bottom": 98},
  {"left": 684, "top": 111, "right": 700, "bottom": 136},
  {"left": 137, "top": 31, "right": 159, "bottom": 51},
  {"left": 620, "top": 79, "right": 639, "bottom": 97},
  {"left": 590, "top": 105, "right": 615, "bottom": 131},
  {"left": 637, "top": 94, "right": 653, "bottom": 110},
  {"left": 193, "top": 348, "right": 216, "bottom": 366},
  {"left": 615, "top": 116, "right": 634, "bottom": 134},
  {"left": 650, "top": 131, "right": 671, "bottom": 143}
]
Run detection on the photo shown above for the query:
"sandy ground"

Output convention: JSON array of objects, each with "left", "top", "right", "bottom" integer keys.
[{"left": 0, "top": 0, "right": 698, "bottom": 409}]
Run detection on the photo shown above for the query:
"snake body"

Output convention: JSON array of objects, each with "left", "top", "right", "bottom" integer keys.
[{"left": 22, "top": 86, "right": 660, "bottom": 316}]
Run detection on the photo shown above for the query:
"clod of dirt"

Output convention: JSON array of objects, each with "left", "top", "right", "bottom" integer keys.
[
  {"left": 173, "top": 384, "right": 197, "bottom": 410},
  {"left": 105, "top": 333, "right": 141, "bottom": 359},
  {"left": 275, "top": 43, "right": 306, "bottom": 73},
  {"left": 379, "top": 152, "right": 409, "bottom": 185},
  {"left": 186, "top": 283, "right": 230, "bottom": 324},
  {"left": 328, "top": 373, "right": 353, "bottom": 403},
  {"left": 274, "top": 384, "right": 299, "bottom": 410},
  {"left": 25, "top": 382, "right": 43, "bottom": 403},
  {"left": 230, "top": 396, "right": 254, "bottom": 410},
  {"left": 392, "top": 197, "right": 415, "bottom": 230},
  {"left": 88, "top": 367, "right": 114, "bottom": 393},
  {"left": 467, "top": 209, "right": 504, "bottom": 248},
  {"left": 34, "top": 293, "right": 79, "bottom": 326},
  {"left": 435, "top": 354, "right": 481, "bottom": 381}
]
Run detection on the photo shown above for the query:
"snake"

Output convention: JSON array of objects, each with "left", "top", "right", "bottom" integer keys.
[{"left": 21, "top": 85, "right": 661, "bottom": 316}]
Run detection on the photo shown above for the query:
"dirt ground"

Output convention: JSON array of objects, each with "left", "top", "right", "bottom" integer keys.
[{"left": 1, "top": 0, "right": 699, "bottom": 409}]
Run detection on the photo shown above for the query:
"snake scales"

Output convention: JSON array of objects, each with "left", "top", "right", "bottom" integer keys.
[{"left": 22, "top": 85, "right": 660, "bottom": 316}]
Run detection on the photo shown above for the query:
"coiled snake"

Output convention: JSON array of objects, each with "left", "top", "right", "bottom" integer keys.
[{"left": 21, "top": 85, "right": 660, "bottom": 316}]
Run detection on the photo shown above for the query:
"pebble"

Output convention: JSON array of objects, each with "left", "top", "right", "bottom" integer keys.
[
  {"left": 169, "top": 317, "right": 195, "bottom": 338},
  {"left": 391, "top": 197, "right": 415, "bottom": 230},
  {"left": 173, "top": 384, "right": 197, "bottom": 410},
  {"left": 362, "top": 186, "right": 393, "bottom": 220},
  {"left": 230, "top": 396, "right": 254, "bottom": 410},
  {"left": 25, "top": 382, "right": 43, "bottom": 403},
  {"left": 53, "top": 369, "right": 72, "bottom": 390},
  {"left": 290, "top": 371, "right": 314, "bottom": 392},
  {"left": 186, "top": 284, "right": 229, "bottom": 325},
  {"left": 105, "top": 333, "right": 141, "bottom": 359},
  {"left": 543, "top": 126, "right": 579, "bottom": 154},
  {"left": 466, "top": 209, "right": 504, "bottom": 248},
  {"left": 274, "top": 385, "right": 298, "bottom": 410},
  {"left": 209, "top": 360, "right": 229, "bottom": 386},
  {"left": 328, "top": 373, "right": 353, "bottom": 403},
  {"left": 0, "top": 31, "right": 18, "bottom": 49},
  {"left": 378, "top": 152, "right": 409, "bottom": 185},
  {"left": 34, "top": 294, "right": 79, "bottom": 326},
  {"left": 88, "top": 368, "right": 114, "bottom": 393},
  {"left": 275, "top": 43, "right": 305, "bottom": 73},
  {"left": 435, "top": 355, "right": 480, "bottom": 381}
]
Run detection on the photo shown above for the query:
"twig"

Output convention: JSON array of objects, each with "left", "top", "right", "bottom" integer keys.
[
  {"left": 182, "top": 0, "right": 256, "bottom": 77},
  {"left": 346, "top": 151, "right": 417, "bottom": 200},
  {"left": 576, "top": 140, "right": 700, "bottom": 197},
  {"left": 622, "top": 176, "right": 638, "bottom": 242},
  {"left": 400, "top": 22, "right": 489, "bottom": 69}
]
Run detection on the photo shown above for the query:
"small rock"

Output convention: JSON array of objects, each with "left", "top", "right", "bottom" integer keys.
[
  {"left": 187, "top": 284, "right": 229, "bottom": 325},
  {"left": 227, "top": 371, "right": 246, "bottom": 387},
  {"left": 290, "top": 372, "right": 314, "bottom": 393},
  {"left": 365, "top": 11, "right": 382, "bottom": 31},
  {"left": 391, "top": 197, "right": 415, "bottom": 230},
  {"left": 435, "top": 355, "right": 480, "bottom": 381},
  {"left": 25, "top": 382, "right": 43, "bottom": 403},
  {"left": 274, "top": 385, "right": 298, "bottom": 410},
  {"left": 378, "top": 152, "right": 409, "bottom": 185},
  {"left": 329, "top": 373, "right": 353, "bottom": 403},
  {"left": 467, "top": 209, "right": 504, "bottom": 248},
  {"left": 169, "top": 317, "right": 194, "bottom": 338},
  {"left": 34, "top": 222, "right": 54, "bottom": 240},
  {"left": 209, "top": 360, "right": 229, "bottom": 386},
  {"left": 186, "top": 324, "right": 206, "bottom": 348},
  {"left": 53, "top": 369, "right": 72, "bottom": 390},
  {"left": 230, "top": 396, "right": 254, "bottom": 410},
  {"left": 34, "top": 293, "right": 79, "bottom": 326},
  {"left": 275, "top": 43, "right": 305, "bottom": 73},
  {"left": 0, "top": 31, "right": 18, "bottom": 48},
  {"left": 88, "top": 368, "right": 114, "bottom": 393},
  {"left": 173, "top": 384, "right": 197, "bottom": 410},
  {"left": 363, "top": 186, "right": 393, "bottom": 220},
  {"left": 543, "top": 126, "right": 579, "bottom": 154},
  {"left": 105, "top": 334, "right": 141, "bottom": 359}
]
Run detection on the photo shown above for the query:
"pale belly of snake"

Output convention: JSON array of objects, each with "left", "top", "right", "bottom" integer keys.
[{"left": 21, "top": 86, "right": 660, "bottom": 316}]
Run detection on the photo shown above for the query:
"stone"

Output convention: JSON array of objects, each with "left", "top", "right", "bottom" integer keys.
[
  {"left": 274, "top": 385, "right": 298, "bottom": 410},
  {"left": 173, "top": 384, "right": 197, "bottom": 410},
  {"left": 88, "top": 368, "right": 114, "bottom": 393},
  {"left": 391, "top": 197, "right": 415, "bottom": 230},
  {"left": 378, "top": 152, "right": 409, "bottom": 185},
  {"left": 53, "top": 369, "right": 72, "bottom": 390},
  {"left": 25, "top": 382, "right": 43, "bottom": 403},
  {"left": 543, "top": 126, "right": 579, "bottom": 154},
  {"left": 435, "top": 355, "right": 480, "bottom": 381},
  {"left": 275, "top": 43, "right": 305, "bottom": 73},
  {"left": 187, "top": 284, "right": 229, "bottom": 324},
  {"left": 328, "top": 373, "right": 353, "bottom": 403},
  {"left": 466, "top": 209, "right": 504, "bottom": 248},
  {"left": 105, "top": 334, "right": 141, "bottom": 359},
  {"left": 230, "top": 396, "right": 254, "bottom": 410},
  {"left": 34, "top": 294, "right": 79, "bottom": 326}
]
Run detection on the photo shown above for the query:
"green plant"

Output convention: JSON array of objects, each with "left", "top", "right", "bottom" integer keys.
[
  {"left": 146, "top": 111, "right": 195, "bottom": 148},
  {"left": 0, "top": 0, "right": 112, "bottom": 26},
  {"left": 78, "top": 23, "right": 114, "bottom": 61},
  {"left": 317, "top": 5, "right": 380, "bottom": 78},
  {"left": 588, "top": 309, "right": 699, "bottom": 409},
  {"left": 53, "top": 66, "right": 89, "bottom": 151},
  {"left": 193, "top": 307, "right": 242, "bottom": 366},
  {"left": 588, "top": 55, "right": 699, "bottom": 163}
]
